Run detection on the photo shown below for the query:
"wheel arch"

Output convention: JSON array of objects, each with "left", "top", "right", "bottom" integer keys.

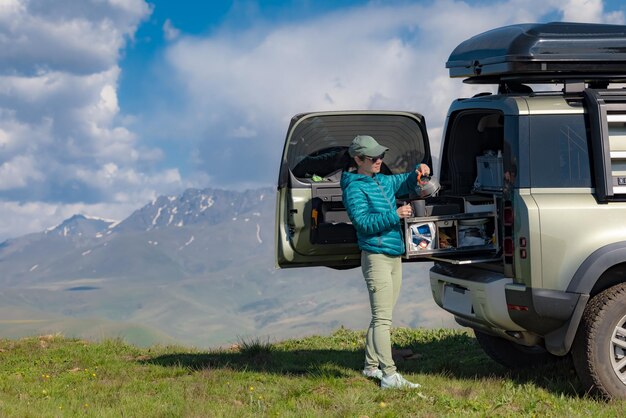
[
  {"left": 543, "top": 242, "right": 626, "bottom": 356},
  {"left": 568, "top": 241, "right": 626, "bottom": 296}
]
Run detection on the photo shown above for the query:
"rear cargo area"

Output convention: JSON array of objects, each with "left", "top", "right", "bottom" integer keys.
[{"left": 404, "top": 109, "right": 504, "bottom": 264}]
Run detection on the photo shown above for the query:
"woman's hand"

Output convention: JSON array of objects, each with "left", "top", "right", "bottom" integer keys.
[
  {"left": 416, "top": 163, "right": 430, "bottom": 177},
  {"left": 397, "top": 203, "right": 413, "bottom": 219}
]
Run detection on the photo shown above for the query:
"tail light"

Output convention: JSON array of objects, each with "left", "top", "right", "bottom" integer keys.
[
  {"left": 503, "top": 203, "right": 514, "bottom": 267},
  {"left": 503, "top": 206, "right": 514, "bottom": 226},
  {"left": 504, "top": 237, "right": 514, "bottom": 256}
]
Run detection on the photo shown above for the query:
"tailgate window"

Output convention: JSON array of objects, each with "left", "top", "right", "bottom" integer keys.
[{"left": 288, "top": 114, "right": 428, "bottom": 180}]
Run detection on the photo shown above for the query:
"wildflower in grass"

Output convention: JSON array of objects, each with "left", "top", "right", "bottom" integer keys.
[
  {"left": 249, "top": 386, "right": 254, "bottom": 391},
  {"left": 379, "top": 401, "right": 387, "bottom": 408}
]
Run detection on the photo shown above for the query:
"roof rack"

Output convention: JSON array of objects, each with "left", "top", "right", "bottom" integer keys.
[{"left": 447, "top": 22, "right": 626, "bottom": 84}]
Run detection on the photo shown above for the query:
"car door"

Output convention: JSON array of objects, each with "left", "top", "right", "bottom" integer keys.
[{"left": 275, "top": 111, "right": 432, "bottom": 269}]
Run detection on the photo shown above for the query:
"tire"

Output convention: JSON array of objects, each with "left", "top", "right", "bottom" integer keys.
[
  {"left": 474, "top": 330, "right": 560, "bottom": 369},
  {"left": 572, "top": 283, "right": 626, "bottom": 400}
]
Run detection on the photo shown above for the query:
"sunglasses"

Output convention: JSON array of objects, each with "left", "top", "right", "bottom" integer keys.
[{"left": 361, "top": 153, "right": 385, "bottom": 162}]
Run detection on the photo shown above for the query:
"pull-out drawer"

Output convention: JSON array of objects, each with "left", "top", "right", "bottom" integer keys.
[{"left": 403, "top": 195, "right": 500, "bottom": 263}]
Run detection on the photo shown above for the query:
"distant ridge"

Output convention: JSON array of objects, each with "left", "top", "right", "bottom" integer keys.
[
  {"left": 113, "top": 188, "right": 272, "bottom": 232},
  {"left": 45, "top": 214, "right": 117, "bottom": 239}
]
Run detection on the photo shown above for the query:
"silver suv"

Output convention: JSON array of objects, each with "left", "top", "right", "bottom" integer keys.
[{"left": 275, "top": 22, "right": 626, "bottom": 399}]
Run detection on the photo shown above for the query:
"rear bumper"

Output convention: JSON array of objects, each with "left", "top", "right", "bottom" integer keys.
[
  {"left": 429, "top": 263, "right": 588, "bottom": 355},
  {"left": 505, "top": 284, "right": 588, "bottom": 355},
  {"left": 429, "top": 264, "right": 522, "bottom": 331}
]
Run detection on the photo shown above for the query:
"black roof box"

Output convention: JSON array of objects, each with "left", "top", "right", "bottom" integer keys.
[{"left": 447, "top": 22, "right": 626, "bottom": 84}]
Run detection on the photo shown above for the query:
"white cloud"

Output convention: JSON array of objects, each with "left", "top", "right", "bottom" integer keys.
[
  {"left": 0, "top": 0, "right": 194, "bottom": 240},
  {"left": 74, "top": 164, "right": 183, "bottom": 194},
  {"left": 109, "top": 0, "right": 152, "bottom": 16},
  {"left": 0, "top": 155, "right": 44, "bottom": 189},
  {"left": 0, "top": 0, "right": 151, "bottom": 75},
  {"left": 157, "top": 1, "right": 539, "bottom": 185},
  {"left": 557, "top": 0, "right": 624, "bottom": 23},
  {"left": 0, "top": 6, "right": 148, "bottom": 162},
  {"left": 0, "top": 65, "right": 163, "bottom": 197},
  {"left": 163, "top": 18, "right": 181, "bottom": 41},
  {"left": 99, "top": 84, "right": 120, "bottom": 115},
  {"left": 231, "top": 126, "right": 257, "bottom": 138},
  {"left": 153, "top": 0, "right": 624, "bottom": 189},
  {"left": 0, "top": 200, "right": 137, "bottom": 241}
]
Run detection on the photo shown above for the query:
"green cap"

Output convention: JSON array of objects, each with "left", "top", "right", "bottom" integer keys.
[{"left": 348, "top": 135, "right": 389, "bottom": 158}]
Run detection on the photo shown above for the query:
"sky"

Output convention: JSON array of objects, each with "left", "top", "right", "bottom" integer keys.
[{"left": 0, "top": 0, "right": 625, "bottom": 241}]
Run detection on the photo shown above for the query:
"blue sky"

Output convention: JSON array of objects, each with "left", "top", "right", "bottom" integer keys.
[{"left": 0, "top": 0, "right": 625, "bottom": 240}]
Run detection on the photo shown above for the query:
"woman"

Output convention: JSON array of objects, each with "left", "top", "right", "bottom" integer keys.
[{"left": 340, "top": 135, "right": 429, "bottom": 389}]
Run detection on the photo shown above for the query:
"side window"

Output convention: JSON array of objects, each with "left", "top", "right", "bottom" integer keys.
[{"left": 529, "top": 114, "right": 592, "bottom": 188}]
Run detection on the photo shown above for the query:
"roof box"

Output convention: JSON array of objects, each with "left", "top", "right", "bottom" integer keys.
[{"left": 447, "top": 22, "right": 626, "bottom": 84}]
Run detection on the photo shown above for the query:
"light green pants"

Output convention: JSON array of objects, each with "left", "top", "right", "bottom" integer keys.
[{"left": 361, "top": 251, "right": 402, "bottom": 377}]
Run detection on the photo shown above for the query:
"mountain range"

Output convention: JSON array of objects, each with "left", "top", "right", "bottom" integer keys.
[{"left": 0, "top": 187, "right": 455, "bottom": 347}]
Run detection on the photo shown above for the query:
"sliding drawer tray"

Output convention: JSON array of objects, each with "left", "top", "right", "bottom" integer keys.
[{"left": 403, "top": 211, "right": 499, "bottom": 260}]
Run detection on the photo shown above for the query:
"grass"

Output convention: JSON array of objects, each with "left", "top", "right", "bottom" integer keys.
[{"left": 0, "top": 327, "right": 623, "bottom": 417}]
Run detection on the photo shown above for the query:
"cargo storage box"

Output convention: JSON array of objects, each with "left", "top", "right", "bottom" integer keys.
[
  {"left": 446, "top": 22, "right": 626, "bottom": 83},
  {"left": 404, "top": 196, "right": 499, "bottom": 263}
]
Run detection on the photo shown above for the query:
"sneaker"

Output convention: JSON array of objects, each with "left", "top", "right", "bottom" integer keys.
[
  {"left": 381, "top": 373, "right": 421, "bottom": 389},
  {"left": 362, "top": 368, "right": 383, "bottom": 380}
]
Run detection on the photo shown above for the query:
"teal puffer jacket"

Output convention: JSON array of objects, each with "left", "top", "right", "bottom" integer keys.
[{"left": 340, "top": 170, "right": 417, "bottom": 256}]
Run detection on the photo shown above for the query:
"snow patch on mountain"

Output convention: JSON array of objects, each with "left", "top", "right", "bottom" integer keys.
[
  {"left": 110, "top": 187, "right": 272, "bottom": 233},
  {"left": 256, "top": 224, "right": 262, "bottom": 244}
]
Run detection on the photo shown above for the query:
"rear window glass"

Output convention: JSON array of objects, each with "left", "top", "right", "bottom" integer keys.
[
  {"left": 529, "top": 114, "right": 592, "bottom": 188},
  {"left": 286, "top": 114, "right": 427, "bottom": 179}
]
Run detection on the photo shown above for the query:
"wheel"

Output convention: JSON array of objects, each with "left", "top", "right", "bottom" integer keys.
[
  {"left": 572, "top": 283, "right": 626, "bottom": 399},
  {"left": 474, "top": 330, "right": 560, "bottom": 369}
]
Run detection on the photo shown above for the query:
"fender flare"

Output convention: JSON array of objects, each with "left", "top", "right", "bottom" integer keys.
[
  {"left": 544, "top": 241, "right": 626, "bottom": 356},
  {"left": 568, "top": 241, "right": 626, "bottom": 294}
]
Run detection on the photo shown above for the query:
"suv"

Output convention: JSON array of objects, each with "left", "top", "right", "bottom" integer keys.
[{"left": 275, "top": 22, "right": 626, "bottom": 399}]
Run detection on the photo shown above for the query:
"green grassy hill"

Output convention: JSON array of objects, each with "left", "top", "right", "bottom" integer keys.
[{"left": 0, "top": 327, "right": 621, "bottom": 417}]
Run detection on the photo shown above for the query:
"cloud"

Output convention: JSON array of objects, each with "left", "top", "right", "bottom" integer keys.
[
  {"left": 558, "top": 0, "right": 624, "bottom": 23},
  {"left": 0, "top": 0, "right": 197, "bottom": 240},
  {"left": 154, "top": 0, "right": 560, "bottom": 187},
  {"left": 0, "top": 0, "right": 152, "bottom": 75},
  {"left": 155, "top": 0, "right": 624, "bottom": 188},
  {"left": 0, "top": 155, "right": 44, "bottom": 189},
  {"left": 163, "top": 18, "right": 181, "bottom": 41},
  {"left": 230, "top": 126, "right": 257, "bottom": 139},
  {"left": 162, "top": 5, "right": 450, "bottom": 184},
  {"left": 0, "top": 200, "right": 138, "bottom": 241}
]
